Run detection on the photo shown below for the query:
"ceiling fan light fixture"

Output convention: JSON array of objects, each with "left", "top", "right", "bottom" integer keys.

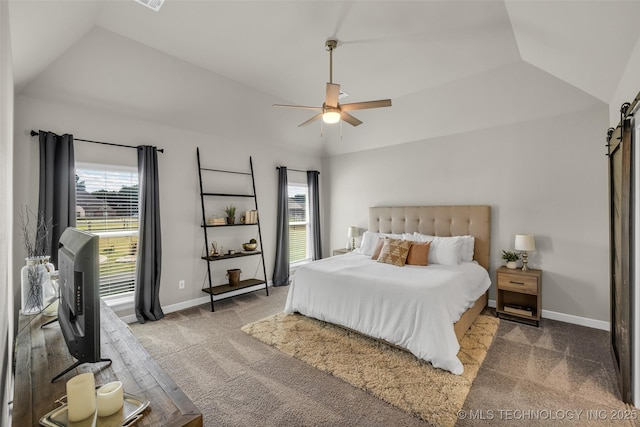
[{"left": 322, "top": 111, "right": 341, "bottom": 124}]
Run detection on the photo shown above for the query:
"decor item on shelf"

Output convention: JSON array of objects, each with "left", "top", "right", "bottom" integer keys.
[
  {"left": 209, "top": 242, "right": 219, "bottom": 257},
  {"left": 347, "top": 226, "right": 360, "bottom": 250},
  {"left": 226, "top": 269, "right": 242, "bottom": 286},
  {"left": 515, "top": 233, "right": 536, "bottom": 271},
  {"left": 244, "top": 210, "right": 258, "bottom": 224},
  {"left": 243, "top": 239, "right": 258, "bottom": 251},
  {"left": 224, "top": 205, "right": 236, "bottom": 224},
  {"left": 207, "top": 217, "right": 226, "bottom": 226},
  {"left": 19, "top": 207, "right": 53, "bottom": 315},
  {"left": 501, "top": 250, "right": 520, "bottom": 269}
]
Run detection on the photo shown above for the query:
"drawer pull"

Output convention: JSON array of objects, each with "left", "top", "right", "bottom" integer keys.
[{"left": 509, "top": 281, "right": 525, "bottom": 285}]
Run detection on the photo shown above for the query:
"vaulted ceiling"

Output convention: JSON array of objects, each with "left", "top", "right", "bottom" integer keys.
[{"left": 9, "top": 1, "right": 640, "bottom": 156}]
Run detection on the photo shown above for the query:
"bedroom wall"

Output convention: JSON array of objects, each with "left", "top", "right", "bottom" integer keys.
[
  {"left": 323, "top": 105, "right": 609, "bottom": 327},
  {"left": 1, "top": 0, "right": 14, "bottom": 423},
  {"left": 12, "top": 95, "right": 321, "bottom": 319},
  {"left": 610, "top": 32, "right": 640, "bottom": 126}
]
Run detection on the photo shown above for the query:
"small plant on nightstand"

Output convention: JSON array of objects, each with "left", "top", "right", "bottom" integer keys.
[{"left": 502, "top": 250, "right": 520, "bottom": 269}]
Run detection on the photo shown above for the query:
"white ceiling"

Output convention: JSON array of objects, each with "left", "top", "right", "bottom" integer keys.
[{"left": 9, "top": 1, "right": 640, "bottom": 156}]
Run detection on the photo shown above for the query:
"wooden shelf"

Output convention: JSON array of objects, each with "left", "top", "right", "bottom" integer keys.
[
  {"left": 201, "top": 278, "right": 266, "bottom": 296},
  {"left": 201, "top": 251, "right": 261, "bottom": 261},
  {"left": 201, "top": 223, "right": 258, "bottom": 228},
  {"left": 201, "top": 192, "right": 255, "bottom": 198}
]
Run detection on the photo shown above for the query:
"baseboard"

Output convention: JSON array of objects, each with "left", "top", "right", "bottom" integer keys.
[
  {"left": 488, "top": 299, "right": 609, "bottom": 331},
  {"left": 121, "top": 281, "right": 272, "bottom": 324}
]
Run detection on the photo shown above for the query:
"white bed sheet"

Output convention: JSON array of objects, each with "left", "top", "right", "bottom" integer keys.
[{"left": 283, "top": 252, "right": 491, "bottom": 374}]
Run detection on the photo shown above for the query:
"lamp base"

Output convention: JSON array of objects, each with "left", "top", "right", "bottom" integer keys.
[{"left": 521, "top": 252, "right": 530, "bottom": 271}]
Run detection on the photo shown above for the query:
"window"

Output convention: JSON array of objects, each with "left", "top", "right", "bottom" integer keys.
[
  {"left": 288, "top": 182, "right": 309, "bottom": 263},
  {"left": 75, "top": 163, "right": 139, "bottom": 298}
]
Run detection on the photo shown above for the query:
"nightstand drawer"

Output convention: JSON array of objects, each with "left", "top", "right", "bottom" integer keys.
[{"left": 497, "top": 273, "right": 538, "bottom": 295}]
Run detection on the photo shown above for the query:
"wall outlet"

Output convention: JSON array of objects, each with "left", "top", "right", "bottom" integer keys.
[{"left": 178, "top": 280, "right": 185, "bottom": 289}]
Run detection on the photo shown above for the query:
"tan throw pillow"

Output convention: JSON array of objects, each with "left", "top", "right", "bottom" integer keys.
[
  {"left": 377, "top": 238, "right": 411, "bottom": 267},
  {"left": 371, "top": 237, "right": 385, "bottom": 260},
  {"left": 406, "top": 241, "right": 431, "bottom": 266}
]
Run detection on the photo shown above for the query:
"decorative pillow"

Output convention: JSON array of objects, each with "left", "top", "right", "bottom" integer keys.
[
  {"left": 429, "top": 236, "right": 462, "bottom": 266},
  {"left": 376, "top": 238, "right": 411, "bottom": 267},
  {"left": 371, "top": 237, "right": 386, "bottom": 260},
  {"left": 406, "top": 241, "right": 431, "bottom": 266}
]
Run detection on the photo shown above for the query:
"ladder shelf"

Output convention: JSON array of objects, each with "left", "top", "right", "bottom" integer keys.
[{"left": 196, "top": 148, "right": 269, "bottom": 311}]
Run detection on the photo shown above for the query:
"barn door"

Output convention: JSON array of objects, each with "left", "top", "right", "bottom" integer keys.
[{"left": 608, "top": 109, "right": 633, "bottom": 403}]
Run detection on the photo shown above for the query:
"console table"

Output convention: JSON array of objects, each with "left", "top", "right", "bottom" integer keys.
[{"left": 13, "top": 301, "right": 203, "bottom": 426}]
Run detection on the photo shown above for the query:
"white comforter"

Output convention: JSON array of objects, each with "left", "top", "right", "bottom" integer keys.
[{"left": 284, "top": 252, "right": 491, "bottom": 374}]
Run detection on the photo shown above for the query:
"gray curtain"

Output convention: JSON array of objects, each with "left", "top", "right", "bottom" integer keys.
[
  {"left": 307, "top": 170, "right": 322, "bottom": 260},
  {"left": 135, "top": 145, "right": 164, "bottom": 323},
  {"left": 37, "top": 131, "right": 76, "bottom": 266},
  {"left": 272, "top": 167, "right": 289, "bottom": 286}
]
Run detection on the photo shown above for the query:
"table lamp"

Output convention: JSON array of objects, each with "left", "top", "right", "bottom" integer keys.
[
  {"left": 347, "top": 226, "right": 360, "bottom": 250},
  {"left": 514, "top": 234, "right": 535, "bottom": 271}
]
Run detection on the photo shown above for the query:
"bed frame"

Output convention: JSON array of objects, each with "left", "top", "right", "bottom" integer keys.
[{"left": 368, "top": 205, "right": 491, "bottom": 341}]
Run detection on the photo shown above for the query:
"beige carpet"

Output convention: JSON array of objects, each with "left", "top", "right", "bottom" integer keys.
[{"left": 242, "top": 312, "right": 499, "bottom": 427}]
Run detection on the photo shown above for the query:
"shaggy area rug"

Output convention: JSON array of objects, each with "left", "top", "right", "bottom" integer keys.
[{"left": 242, "top": 312, "right": 499, "bottom": 427}]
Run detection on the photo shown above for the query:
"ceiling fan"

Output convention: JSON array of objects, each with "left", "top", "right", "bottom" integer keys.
[{"left": 273, "top": 40, "right": 392, "bottom": 127}]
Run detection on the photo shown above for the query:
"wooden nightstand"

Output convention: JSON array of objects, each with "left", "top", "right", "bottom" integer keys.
[
  {"left": 496, "top": 266, "right": 542, "bottom": 326},
  {"left": 332, "top": 248, "right": 353, "bottom": 256}
]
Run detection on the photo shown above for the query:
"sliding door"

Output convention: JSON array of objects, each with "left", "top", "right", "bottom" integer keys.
[{"left": 609, "top": 117, "right": 633, "bottom": 403}]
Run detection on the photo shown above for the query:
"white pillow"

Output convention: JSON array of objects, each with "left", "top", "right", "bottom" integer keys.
[
  {"left": 359, "top": 231, "right": 402, "bottom": 256},
  {"left": 412, "top": 232, "right": 434, "bottom": 243},
  {"left": 402, "top": 233, "right": 419, "bottom": 242},
  {"left": 413, "top": 233, "right": 473, "bottom": 263},
  {"left": 459, "top": 235, "right": 475, "bottom": 262},
  {"left": 429, "top": 236, "right": 462, "bottom": 266}
]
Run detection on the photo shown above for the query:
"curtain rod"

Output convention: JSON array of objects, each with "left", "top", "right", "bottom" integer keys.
[
  {"left": 30, "top": 130, "right": 164, "bottom": 153},
  {"left": 276, "top": 166, "right": 319, "bottom": 174}
]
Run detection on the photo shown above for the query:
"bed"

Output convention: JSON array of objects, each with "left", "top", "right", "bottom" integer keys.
[{"left": 284, "top": 205, "right": 491, "bottom": 375}]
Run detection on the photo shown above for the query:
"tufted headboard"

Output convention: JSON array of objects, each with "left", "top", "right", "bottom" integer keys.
[{"left": 368, "top": 205, "right": 491, "bottom": 271}]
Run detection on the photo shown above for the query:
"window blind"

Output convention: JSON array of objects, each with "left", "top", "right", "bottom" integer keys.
[
  {"left": 288, "top": 183, "right": 309, "bottom": 263},
  {"left": 75, "top": 164, "right": 139, "bottom": 297}
]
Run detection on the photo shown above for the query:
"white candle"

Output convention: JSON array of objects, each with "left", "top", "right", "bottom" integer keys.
[
  {"left": 66, "top": 372, "right": 96, "bottom": 422},
  {"left": 96, "top": 381, "right": 124, "bottom": 417}
]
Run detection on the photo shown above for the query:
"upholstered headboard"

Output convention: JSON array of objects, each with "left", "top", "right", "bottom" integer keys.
[{"left": 368, "top": 206, "right": 491, "bottom": 271}]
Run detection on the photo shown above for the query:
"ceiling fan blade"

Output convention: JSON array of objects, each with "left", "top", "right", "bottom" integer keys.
[
  {"left": 273, "top": 104, "right": 323, "bottom": 110},
  {"left": 298, "top": 113, "right": 323, "bottom": 127},
  {"left": 340, "top": 111, "right": 363, "bottom": 127},
  {"left": 340, "top": 99, "right": 392, "bottom": 112},
  {"left": 325, "top": 83, "right": 340, "bottom": 108}
]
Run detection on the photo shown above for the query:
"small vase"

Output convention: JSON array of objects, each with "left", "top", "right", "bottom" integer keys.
[
  {"left": 21, "top": 257, "right": 50, "bottom": 315},
  {"left": 227, "top": 216, "right": 235, "bottom": 225},
  {"left": 506, "top": 261, "right": 517, "bottom": 269}
]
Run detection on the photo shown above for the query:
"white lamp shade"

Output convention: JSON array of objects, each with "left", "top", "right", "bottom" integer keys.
[
  {"left": 347, "top": 226, "right": 360, "bottom": 238},
  {"left": 514, "top": 234, "right": 536, "bottom": 251},
  {"left": 322, "top": 111, "right": 341, "bottom": 124}
]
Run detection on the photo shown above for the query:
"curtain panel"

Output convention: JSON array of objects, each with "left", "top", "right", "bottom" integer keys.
[
  {"left": 37, "top": 131, "right": 76, "bottom": 266},
  {"left": 272, "top": 167, "right": 290, "bottom": 286},
  {"left": 307, "top": 170, "right": 322, "bottom": 260},
  {"left": 135, "top": 145, "right": 164, "bottom": 323}
]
